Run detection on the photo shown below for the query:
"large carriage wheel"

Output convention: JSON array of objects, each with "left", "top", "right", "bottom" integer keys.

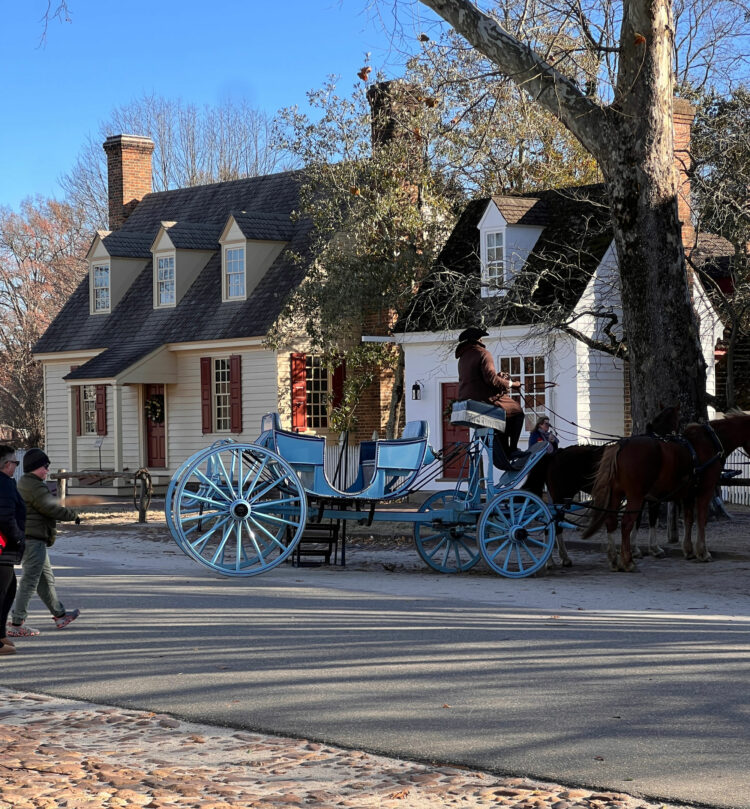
[
  {"left": 170, "top": 443, "right": 307, "bottom": 576},
  {"left": 414, "top": 490, "right": 480, "bottom": 573},
  {"left": 478, "top": 490, "right": 555, "bottom": 577}
]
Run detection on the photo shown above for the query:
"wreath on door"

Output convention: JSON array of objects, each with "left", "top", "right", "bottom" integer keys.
[{"left": 144, "top": 394, "right": 165, "bottom": 424}]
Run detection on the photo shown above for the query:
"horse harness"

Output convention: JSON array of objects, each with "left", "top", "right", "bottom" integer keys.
[{"left": 641, "top": 422, "right": 725, "bottom": 501}]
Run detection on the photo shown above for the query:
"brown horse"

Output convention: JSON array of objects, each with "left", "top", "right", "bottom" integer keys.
[
  {"left": 525, "top": 406, "right": 681, "bottom": 566},
  {"left": 583, "top": 412, "right": 750, "bottom": 571}
]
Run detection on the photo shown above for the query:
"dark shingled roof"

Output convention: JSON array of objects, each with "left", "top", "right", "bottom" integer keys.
[
  {"left": 231, "top": 212, "right": 296, "bottom": 241},
  {"left": 399, "top": 184, "right": 612, "bottom": 333},
  {"left": 162, "top": 221, "right": 223, "bottom": 250},
  {"left": 36, "top": 170, "right": 316, "bottom": 379},
  {"left": 101, "top": 231, "right": 153, "bottom": 258}
]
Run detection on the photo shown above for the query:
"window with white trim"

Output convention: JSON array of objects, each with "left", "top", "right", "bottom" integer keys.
[
  {"left": 498, "top": 355, "right": 547, "bottom": 430},
  {"left": 156, "top": 255, "right": 175, "bottom": 306},
  {"left": 305, "top": 356, "right": 329, "bottom": 429},
  {"left": 213, "top": 358, "right": 231, "bottom": 432},
  {"left": 224, "top": 246, "right": 246, "bottom": 299},
  {"left": 81, "top": 385, "right": 98, "bottom": 435},
  {"left": 484, "top": 231, "right": 505, "bottom": 288},
  {"left": 92, "top": 263, "right": 110, "bottom": 312}
]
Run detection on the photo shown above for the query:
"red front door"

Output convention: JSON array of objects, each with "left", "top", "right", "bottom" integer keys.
[
  {"left": 145, "top": 384, "right": 166, "bottom": 468},
  {"left": 441, "top": 382, "right": 469, "bottom": 479}
]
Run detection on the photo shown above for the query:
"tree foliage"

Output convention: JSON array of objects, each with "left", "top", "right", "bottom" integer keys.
[
  {"left": 690, "top": 87, "right": 750, "bottom": 407},
  {"left": 0, "top": 197, "right": 88, "bottom": 443},
  {"left": 60, "top": 93, "right": 288, "bottom": 230}
]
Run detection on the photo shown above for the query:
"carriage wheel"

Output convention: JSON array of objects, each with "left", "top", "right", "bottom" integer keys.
[
  {"left": 171, "top": 443, "right": 307, "bottom": 576},
  {"left": 165, "top": 439, "right": 237, "bottom": 552},
  {"left": 478, "top": 490, "right": 555, "bottom": 578},
  {"left": 414, "top": 490, "right": 480, "bottom": 573}
]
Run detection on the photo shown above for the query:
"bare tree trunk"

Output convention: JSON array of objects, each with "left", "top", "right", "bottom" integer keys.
[
  {"left": 418, "top": 0, "right": 708, "bottom": 429},
  {"left": 385, "top": 347, "right": 405, "bottom": 439}
]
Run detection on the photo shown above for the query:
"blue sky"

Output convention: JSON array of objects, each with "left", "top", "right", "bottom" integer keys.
[{"left": 2, "top": 1, "right": 432, "bottom": 210}]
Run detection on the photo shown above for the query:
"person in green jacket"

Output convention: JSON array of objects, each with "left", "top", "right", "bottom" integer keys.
[{"left": 7, "top": 449, "right": 80, "bottom": 636}]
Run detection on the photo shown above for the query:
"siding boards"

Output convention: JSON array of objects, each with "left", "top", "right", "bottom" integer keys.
[
  {"left": 43, "top": 363, "right": 72, "bottom": 470},
  {"left": 167, "top": 348, "right": 277, "bottom": 469}
]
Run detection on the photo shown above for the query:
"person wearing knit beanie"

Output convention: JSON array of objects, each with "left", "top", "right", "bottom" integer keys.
[
  {"left": 22, "top": 448, "right": 50, "bottom": 474},
  {"left": 7, "top": 450, "right": 80, "bottom": 637}
]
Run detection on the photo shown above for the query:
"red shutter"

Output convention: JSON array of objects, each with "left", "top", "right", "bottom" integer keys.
[
  {"left": 229, "top": 354, "right": 242, "bottom": 434},
  {"left": 200, "top": 357, "right": 212, "bottom": 434},
  {"left": 71, "top": 366, "right": 81, "bottom": 436},
  {"left": 331, "top": 360, "right": 346, "bottom": 409},
  {"left": 95, "top": 385, "right": 107, "bottom": 435},
  {"left": 290, "top": 353, "right": 307, "bottom": 432}
]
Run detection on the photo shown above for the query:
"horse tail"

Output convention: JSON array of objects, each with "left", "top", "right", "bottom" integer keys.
[{"left": 581, "top": 443, "right": 620, "bottom": 539}]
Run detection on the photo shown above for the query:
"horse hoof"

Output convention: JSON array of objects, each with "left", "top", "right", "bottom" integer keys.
[
  {"left": 632, "top": 546, "right": 643, "bottom": 559},
  {"left": 696, "top": 553, "right": 713, "bottom": 563},
  {"left": 651, "top": 547, "right": 666, "bottom": 559},
  {"left": 562, "top": 558, "right": 573, "bottom": 568}
]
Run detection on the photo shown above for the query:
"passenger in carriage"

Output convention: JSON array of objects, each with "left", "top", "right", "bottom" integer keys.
[{"left": 455, "top": 327, "right": 527, "bottom": 471}]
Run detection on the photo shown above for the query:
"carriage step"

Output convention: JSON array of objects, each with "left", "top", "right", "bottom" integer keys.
[{"left": 293, "top": 522, "right": 341, "bottom": 567}]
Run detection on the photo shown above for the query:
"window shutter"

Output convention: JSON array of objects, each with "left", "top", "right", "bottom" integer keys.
[
  {"left": 290, "top": 353, "right": 307, "bottom": 432},
  {"left": 229, "top": 354, "right": 242, "bottom": 433},
  {"left": 71, "top": 366, "right": 81, "bottom": 436},
  {"left": 200, "top": 357, "right": 212, "bottom": 434},
  {"left": 331, "top": 360, "right": 346, "bottom": 409},
  {"left": 95, "top": 385, "right": 107, "bottom": 436}
]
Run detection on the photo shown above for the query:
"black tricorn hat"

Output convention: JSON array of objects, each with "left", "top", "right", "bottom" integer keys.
[{"left": 458, "top": 326, "right": 489, "bottom": 342}]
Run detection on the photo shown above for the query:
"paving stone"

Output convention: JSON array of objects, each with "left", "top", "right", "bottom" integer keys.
[{"left": 0, "top": 689, "right": 698, "bottom": 809}]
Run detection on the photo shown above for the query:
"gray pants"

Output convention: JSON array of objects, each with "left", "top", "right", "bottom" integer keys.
[{"left": 11, "top": 538, "right": 65, "bottom": 623}]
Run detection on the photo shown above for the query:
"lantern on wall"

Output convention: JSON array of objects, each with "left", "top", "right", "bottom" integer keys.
[{"left": 411, "top": 381, "right": 423, "bottom": 400}]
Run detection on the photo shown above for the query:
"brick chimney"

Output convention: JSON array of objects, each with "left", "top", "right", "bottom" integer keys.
[
  {"left": 102, "top": 134, "right": 155, "bottom": 230},
  {"left": 673, "top": 98, "right": 695, "bottom": 252}
]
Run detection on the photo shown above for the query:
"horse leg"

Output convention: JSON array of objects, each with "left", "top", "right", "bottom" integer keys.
[
  {"left": 603, "top": 494, "right": 621, "bottom": 571},
  {"left": 647, "top": 501, "right": 666, "bottom": 558},
  {"left": 618, "top": 502, "right": 639, "bottom": 572},
  {"left": 667, "top": 501, "right": 680, "bottom": 544},
  {"left": 555, "top": 526, "right": 572, "bottom": 567},
  {"left": 694, "top": 493, "right": 713, "bottom": 563},
  {"left": 682, "top": 499, "right": 696, "bottom": 560},
  {"left": 631, "top": 506, "right": 643, "bottom": 559}
]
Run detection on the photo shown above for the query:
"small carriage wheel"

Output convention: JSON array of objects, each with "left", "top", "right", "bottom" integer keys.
[
  {"left": 414, "top": 490, "right": 480, "bottom": 573},
  {"left": 478, "top": 490, "right": 555, "bottom": 578},
  {"left": 171, "top": 443, "right": 307, "bottom": 577}
]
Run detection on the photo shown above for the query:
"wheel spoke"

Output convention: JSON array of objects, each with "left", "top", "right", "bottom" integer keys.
[
  {"left": 252, "top": 509, "right": 302, "bottom": 529},
  {"left": 193, "top": 469, "right": 232, "bottom": 504},
  {"left": 188, "top": 514, "right": 232, "bottom": 554},
  {"left": 248, "top": 516, "right": 287, "bottom": 553},
  {"left": 489, "top": 538, "right": 512, "bottom": 563},
  {"left": 180, "top": 508, "right": 224, "bottom": 523},
  {"left": 246, "top": 469, "right": 290, "bottom": 503},
  {"left": 240, "top": 453, "right": 268, "bottom": 498},
  {"left": 215, "top": 453, "right": 237, "bottom": 499},
  {"left": 210, "top": 521, "right": 234, "bottom": 564}
]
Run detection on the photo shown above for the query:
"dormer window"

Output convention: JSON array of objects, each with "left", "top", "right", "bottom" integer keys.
[
  {"left": 223, "top": 246, "right": 246, "bottom": 300},
  {"left": 156, "top": 254, "right": 176, "bottom": 307},
  {"left": 484, "top": 231, "right": 505, "bottom": 288},
  {"left": 92, "top": 263, "right": 110, "bottom": 313}
]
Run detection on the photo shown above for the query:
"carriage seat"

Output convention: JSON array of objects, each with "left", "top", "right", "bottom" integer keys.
[
  {"left": 260, "top": 414, "right": 430, "bottom": 500},
  {"left": 450, "top": 399, "right": 506, "bottom": 432}
]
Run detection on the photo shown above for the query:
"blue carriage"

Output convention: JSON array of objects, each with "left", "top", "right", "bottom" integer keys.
[{"left": 166, "top": 402, "right": 561, "bottom": 579}]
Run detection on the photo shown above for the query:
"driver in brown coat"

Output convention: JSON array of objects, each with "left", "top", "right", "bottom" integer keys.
[{"left": 456, "top": 326, "right": 526, "bottom": 470}]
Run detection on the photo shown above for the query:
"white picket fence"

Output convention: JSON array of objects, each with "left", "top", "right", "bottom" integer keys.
[{"left": 721, "top": 449, "right": 750, "bottom": 506}]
